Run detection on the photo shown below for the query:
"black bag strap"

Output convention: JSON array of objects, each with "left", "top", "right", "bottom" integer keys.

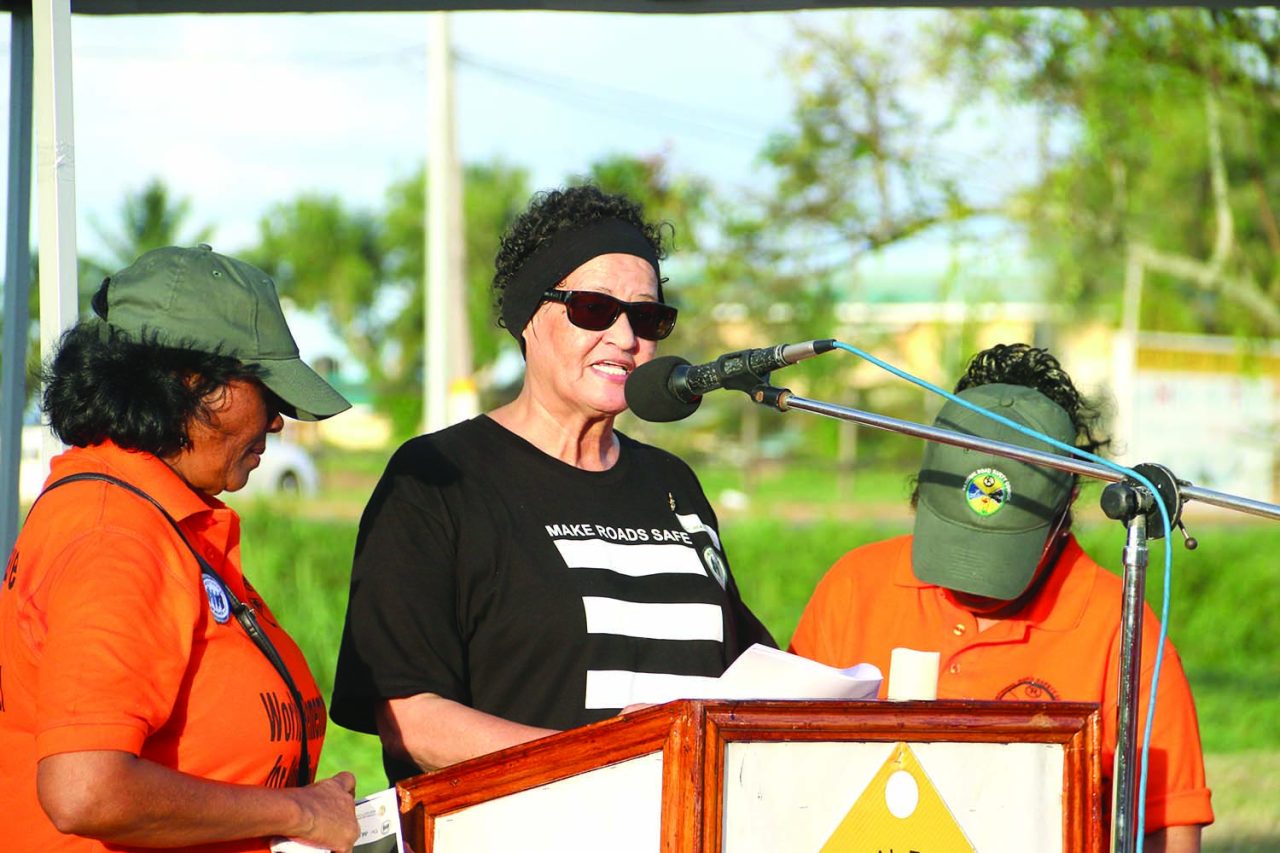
[{"left": 32, "top": 472, "right": 313, "bottom": 786}]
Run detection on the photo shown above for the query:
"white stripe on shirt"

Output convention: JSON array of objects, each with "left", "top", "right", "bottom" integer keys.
[
  {"left": 554, "top": 538, "right": 706, "bottom": 577},
  {"left": 582, "top": 597, "right": 724, "bottom": 642},
  {"left": 584, "top": 669, "right": 724, "bottom": 709}
]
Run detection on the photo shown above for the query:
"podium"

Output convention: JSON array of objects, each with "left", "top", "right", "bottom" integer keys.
[{"left": 396, "top": 699, "right": 1102, "bottom": 852}]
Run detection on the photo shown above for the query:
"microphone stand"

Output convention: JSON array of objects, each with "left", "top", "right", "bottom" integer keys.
[{"left": 746, "top": 383, "right": 1280, "bottom": 852}]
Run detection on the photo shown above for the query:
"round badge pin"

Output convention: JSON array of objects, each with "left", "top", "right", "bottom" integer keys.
[
  {"left": 202, "top": 573, "right": 232, "bottom": 623},
  {"left": 964, "top": 467, "right": 1011, "bottom": 517},
  {"left": 701, "top": 545, "right": 728, "bottom": 589}
]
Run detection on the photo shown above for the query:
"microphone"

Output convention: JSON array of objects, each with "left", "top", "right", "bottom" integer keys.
[{"left": 625, "top": 339, "right": 836, "bottom": 423}]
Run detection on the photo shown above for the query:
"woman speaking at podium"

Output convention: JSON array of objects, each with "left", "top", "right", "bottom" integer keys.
[{"left": 331, "top": 185, "right": 773, "bottom": 783}]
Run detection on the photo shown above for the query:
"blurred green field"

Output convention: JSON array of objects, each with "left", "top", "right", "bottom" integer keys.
[{"left": 239, "top": 460, "right": 1280, "bottom": 849}]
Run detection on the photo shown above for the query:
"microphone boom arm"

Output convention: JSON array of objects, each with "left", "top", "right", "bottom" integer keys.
[{"left": 760, "top": 386, "right": 1280, "bottom": 522}]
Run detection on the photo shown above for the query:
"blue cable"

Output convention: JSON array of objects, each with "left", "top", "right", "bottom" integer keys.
[{"left": 830, "top": 340, "right": 1174, "bottom": 850}]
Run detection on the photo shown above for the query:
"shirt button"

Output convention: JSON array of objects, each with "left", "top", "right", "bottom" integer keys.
[
  {"left": 953, "top": 623, "right": 966, "bottom": 636},
  {"left": 949, "top": 663, "right": 961, "bottom": 674}
]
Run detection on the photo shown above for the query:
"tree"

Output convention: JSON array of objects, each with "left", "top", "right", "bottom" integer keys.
[
  {"left": 759, "top": 17, "right": 981, "bottom": 268},
  {"left": 572, "top": 151, "right": 712, "bottom": 256},
  {"left": 85, "top": 178, "right": 214, "bottom": 285},
  {"left": 931, "top": 8, "right": 1280, "bottom": 336},
  {"left": 684, "top": 16, "right": 981, "bottom": 370},
  {"left": 381, "top": 158, "right": 530, "bottom": 390},
  {"left": 248, "top": 159, "right": 530, "bottom": 434},
  {"left": 250, "top": 195, "right": 387, "bottom": 385},
  {"left": 737, "top": 10, "right": 1280, "bottom": 340},
  {"left": 670, "top": 17, "right": 1024, "bottom": 475},
  {"left": 566, "top": 152, "right": 723, "bottom": 355}
]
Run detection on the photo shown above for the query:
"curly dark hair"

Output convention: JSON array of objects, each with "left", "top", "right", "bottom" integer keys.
[
  {"left": 954, "top": 343, "right": 1110, "bottom": 456},
  {"left": 42, "top": 283, "right": 259, "bottom": 456},
  {"left": 491, "top": 184, "right": 669, "bottom": 329}
]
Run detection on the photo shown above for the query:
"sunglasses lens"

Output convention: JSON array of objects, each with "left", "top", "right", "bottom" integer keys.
[
  {"left": 625, "top": 303, "right": 678, "bottom": 341},
  {"left": 564, "top": 291, "right": 622, "bottom": 331},
  {"left": 555, "top": 290, "right": 677, "bottom": 340}
]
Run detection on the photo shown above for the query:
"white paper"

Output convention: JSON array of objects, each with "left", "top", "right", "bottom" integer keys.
[
  {"left": 271, "top": 787, "right": 403, "bottom": 853},
  {"left": 713, "top": 644, "right": 882, "bottom": 700},
  {"left": 352, "top": 787, "right": 404, "bottom": 853},
  {"left": 633, "top": 643, "right": 881, "bottom": 704}
]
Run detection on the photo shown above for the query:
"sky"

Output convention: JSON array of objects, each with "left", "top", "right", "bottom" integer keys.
[
  {"left": 0, "top": 7, "right": 1046, "bottom": 367},
  {"left": 4, "top": 8, "right": 1042, "bottom": 253},
  {"left": 12, "top": 9, "right": 823, "bottom": 259}
]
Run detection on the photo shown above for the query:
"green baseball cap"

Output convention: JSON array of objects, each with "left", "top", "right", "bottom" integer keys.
[
  {"left": 99, "top": 244, "right": 350, "bottom": 421},
  {"left": 912, "top": 383, "right": 1076, "bottom": 600}
]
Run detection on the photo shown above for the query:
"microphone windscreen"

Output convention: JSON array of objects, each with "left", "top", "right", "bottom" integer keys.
[{"left": 625, "top": 355, "right": 700, "bottom": 422}]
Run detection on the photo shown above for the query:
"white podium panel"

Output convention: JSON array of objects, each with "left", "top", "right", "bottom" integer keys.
[
  {"left": 721, "top": 740, "right": 1063, "bottom": 853},
  {"left": 433, "top": 752, "right": 663, "bottom": 853}
]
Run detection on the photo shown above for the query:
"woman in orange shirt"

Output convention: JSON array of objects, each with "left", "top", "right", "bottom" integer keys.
[{"left": 0, "top": 246, "right": 359, "bottom": 852}]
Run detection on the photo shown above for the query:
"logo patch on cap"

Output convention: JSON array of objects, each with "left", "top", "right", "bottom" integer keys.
[
  {"left": 964, "top": 467, "right": 1010, "bottom": 517},
  {"left": 202, "top": 573, "right": 232, "bottom": 624}
]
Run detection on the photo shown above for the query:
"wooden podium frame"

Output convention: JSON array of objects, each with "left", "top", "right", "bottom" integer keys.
[{"left": 397, "top": 699, "right": 1102, "bottom": 852}]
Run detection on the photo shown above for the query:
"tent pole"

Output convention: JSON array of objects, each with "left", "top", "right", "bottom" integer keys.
[
  {"left": 1, "top": 2, "right": 34, "bottom": 553},
  {"left": 32, "top": 0, "right": 78, "bottom": 476}
]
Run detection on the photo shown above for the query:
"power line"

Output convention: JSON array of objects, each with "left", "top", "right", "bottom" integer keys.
[
  {"left": 57, "top": 35, "right": 779, "bottom": 149},
  {"left": 454, "top": 50, "right": 775, "bottom": 146}
]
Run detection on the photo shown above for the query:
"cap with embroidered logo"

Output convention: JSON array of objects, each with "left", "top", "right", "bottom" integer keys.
[
  {"left": 912, "top": 383, "right": 1077, "bottom": 600},
  {"left": 98, "top": 244, "right": 350, "bottom": 421}
]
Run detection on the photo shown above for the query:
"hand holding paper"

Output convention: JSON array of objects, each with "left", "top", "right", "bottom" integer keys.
[{"left": 272, "top": 788, "right": 404, "bottom": 853}]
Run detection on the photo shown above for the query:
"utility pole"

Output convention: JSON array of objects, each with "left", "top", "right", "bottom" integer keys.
[{"left": 424, "top": 12, "right": 473, "bottom": 435}]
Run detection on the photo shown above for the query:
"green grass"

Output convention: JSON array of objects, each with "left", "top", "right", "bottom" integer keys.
[
  {"left": 697, "top": 463, "right": 918, "bottom": 509},
  {"left": 1202, "top": 752, "right": 1280, "bottom": 851},
  {"left": 235, "top": 465, "right": 1280, "bottom": 846},
  {"left": 724, "top": 516, "right": 1280, "bottom": 754},
  {"left": 237, "top": 511, "right": 385, "bottom": 796}
]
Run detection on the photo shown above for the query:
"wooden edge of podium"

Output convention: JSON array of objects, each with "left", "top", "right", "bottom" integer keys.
[
  {"left": 1068, "top": 704, "right": 1106, "bottom": 852},
  {"left": 396, "top": 700, "right": 696, "bottom": 852},
  {"left": 396, "top": 698, "right": 1103, "bottom": 853}
]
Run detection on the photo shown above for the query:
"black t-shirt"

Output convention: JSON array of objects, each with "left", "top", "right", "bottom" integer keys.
[{"left": 330, "top": 416, "right": 774, "bottom": 781}]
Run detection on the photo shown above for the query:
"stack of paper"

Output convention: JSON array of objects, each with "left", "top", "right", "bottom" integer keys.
[{"left": 710, "top": 644, "right": 882, "bottom": 701}]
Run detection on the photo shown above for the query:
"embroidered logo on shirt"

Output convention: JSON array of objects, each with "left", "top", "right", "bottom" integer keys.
[
  {"left": 964, "top": 467, "right": 1010, "bottom": 517},
  {"left": 995, "top": 678, "right": 1061, "bottom": 701},
  {"left": 202, "top": 573, "right": 232, "bottom": 624}
]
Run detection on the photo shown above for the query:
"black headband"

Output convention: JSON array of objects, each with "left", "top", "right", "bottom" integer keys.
[{"left": 500, "top": 217, "right": 662, "bottom": 343}]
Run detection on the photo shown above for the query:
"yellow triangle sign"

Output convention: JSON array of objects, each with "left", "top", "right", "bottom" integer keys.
[{"left": 819, "top": 742, "right": 976, "bottom": 853}]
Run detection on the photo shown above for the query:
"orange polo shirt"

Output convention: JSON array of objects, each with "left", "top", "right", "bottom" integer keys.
[
  {"left": 789, "top": 533, "right": 1213, "bottom": 834},
  {"left": 0, "top": 441, "right": 326, "bottom": 853}
]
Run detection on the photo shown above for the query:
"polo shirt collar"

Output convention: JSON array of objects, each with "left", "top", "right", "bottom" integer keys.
[
  {"left": 50, "top": 440, "right": 225, "bottom": 523},
  {"left": 899, "top": 532, "right": 1096, "bottom": 633}
]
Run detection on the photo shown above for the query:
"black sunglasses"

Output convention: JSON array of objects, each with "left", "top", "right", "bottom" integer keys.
[{"left": 541, "top": 289, "right": 678, "bottom": 341}]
